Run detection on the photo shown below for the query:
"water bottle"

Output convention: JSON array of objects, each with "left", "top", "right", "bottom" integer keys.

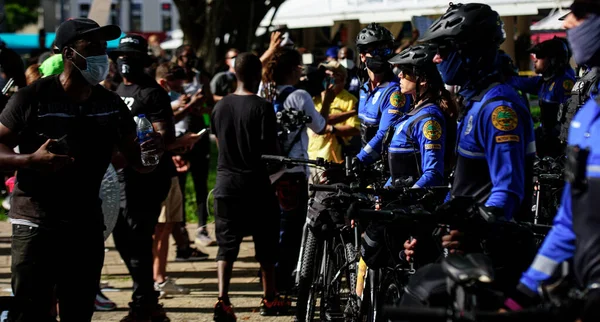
[{"left": 136, "top": 114, "right": 160, "bottom": 166}]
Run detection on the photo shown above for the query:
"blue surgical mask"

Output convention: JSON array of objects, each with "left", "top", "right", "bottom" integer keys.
[
  {"left": 71, "top": 48, "right": 110, "bottom": 85},
  {"left": 436, "top": 50, "right": 468, "bottom": 86},
  {"left": 567, "top": 14, "right": 600, "bottom": 66}
]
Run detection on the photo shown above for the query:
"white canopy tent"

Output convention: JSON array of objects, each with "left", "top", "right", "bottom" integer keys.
[
  {"left": 161, "top": 29, "right": 184, "bottom": 50},
  {"left": 257, "top": 0, "right": 573, "bottom": 32},
  {"left": 530, "top": 8, "right": 569, "bottom": 31}
]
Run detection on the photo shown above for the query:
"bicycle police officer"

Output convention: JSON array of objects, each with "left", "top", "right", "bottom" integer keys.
[
  {"left": 384, "top": 44, "right": 457, "bottom": 188},
  {"left": 355, "top": 23, "right": 412, "bottom": 164},
  {"left": 400, "top": 3, "right": 537, "bottom": 296},
  {"left": 507, "top": 37, "right": 576, "bottom": 157},
  {"left": 508, "top": 2, "right": 600, "bottom": 320}
]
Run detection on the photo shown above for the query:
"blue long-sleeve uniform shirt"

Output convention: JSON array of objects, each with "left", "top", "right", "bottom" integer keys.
[
  {"left": 357, "top": 81, "right": 411, "bottom": 163},
  {"left": 520, "top": 95, "right": 600, "bottom": 293},
  {"left": 507, "top": 68, "right": 575, "bottom": 107},
  {"left": 384, "top": 103, "right": 446, "bottom": 188},
  {"left": 451, "top": 83, "right": 536, "bottom": 220}
]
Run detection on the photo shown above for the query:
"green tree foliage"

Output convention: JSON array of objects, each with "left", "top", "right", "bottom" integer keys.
[
  {"left": 4, "top": 0, "right": 40, "bottom": 32},
  {"left": 173, "top": 0, "right": 285, "bottom": 74}
]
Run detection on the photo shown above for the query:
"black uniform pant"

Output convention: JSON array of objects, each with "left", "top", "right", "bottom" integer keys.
[
  {"left": 8, "top": 223, "right": 105, "bottom": 322},
  {"left": 113, "top": 174, "right": 168, "bottom": 312}
]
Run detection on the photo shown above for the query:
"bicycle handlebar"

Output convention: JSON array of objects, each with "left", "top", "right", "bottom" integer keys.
[{"left": 261, "top": 155, "right": 344, "bottom": 168}]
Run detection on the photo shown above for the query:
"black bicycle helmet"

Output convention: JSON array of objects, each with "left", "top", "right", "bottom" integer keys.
[
  {"left": 528, "top": 37, "right": 571, "bottom": 67},
  {"left": 420, "top": 3, "right": 505, "bottom": 47},
  {"left": 356, "top": 23, "right": 395, "bottom": 54},
  {"left": 388, "top": 43, "right": 438, "bottom": 67}
]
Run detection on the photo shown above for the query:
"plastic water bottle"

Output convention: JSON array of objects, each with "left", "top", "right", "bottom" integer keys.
[{"left": 137, "top": 114, "right": 160, "bottom": 166}]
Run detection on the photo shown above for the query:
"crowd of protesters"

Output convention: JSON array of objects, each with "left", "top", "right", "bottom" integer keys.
[{"left": 0, "top": 15, "right": 421, "bottom": 322}]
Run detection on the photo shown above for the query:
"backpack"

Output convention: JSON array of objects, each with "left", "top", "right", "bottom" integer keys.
[{"left": 274, "top": 87, "right": 305, "bottom": 157}]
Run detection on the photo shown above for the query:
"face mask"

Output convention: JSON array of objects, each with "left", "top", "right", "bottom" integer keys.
[
  {"left": 436, "top": 50, "right": 468, "bottom": 86},
  {"left": 339, "top": 58, "right": 355, "bottom": 70},
  {"left": 365, "top": 57, "right": 389, "bottom": 74},
  {"left": 230, "top": 57, "right": 236, "bottom": 70},
  {"left": 567, "top": 14, "right": 600, "bottom": 66},
  {"left": 71, "top": 49, "right": 109, "bottom": 85},
  {"left": 117, "top": 57, "right": 145, "bottom": 78}
]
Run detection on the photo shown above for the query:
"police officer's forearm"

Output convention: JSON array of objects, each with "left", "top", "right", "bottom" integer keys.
[{"left": 485, "top": 191, "right": 520, "bottom": 220}]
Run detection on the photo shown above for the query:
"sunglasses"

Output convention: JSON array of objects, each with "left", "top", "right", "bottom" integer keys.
[{"left": 366, "top": 47, "right": 393, "bottom": 58}]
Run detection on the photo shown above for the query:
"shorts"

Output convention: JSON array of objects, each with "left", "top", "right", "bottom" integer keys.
[
  {"left": 214, "top": 194, "right": 280, "bottom": 263},
  {"left": 158, "top": 177, "right": 184, "bottom": 224}
]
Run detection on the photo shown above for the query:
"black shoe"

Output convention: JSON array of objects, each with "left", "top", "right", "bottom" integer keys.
[
  {"left": 175, "top": 247, "right": 209, "bottom": 262},
  {"left": 214, "top": 300, "right": 236, "bottom": 322},
  {"left": 259, "top": 295, "right": 291, "bottom": 316}
]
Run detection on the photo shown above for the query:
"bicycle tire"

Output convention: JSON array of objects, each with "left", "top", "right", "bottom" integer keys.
[{"left": 297, "top": 228, "right": 320, "bottom": 322}]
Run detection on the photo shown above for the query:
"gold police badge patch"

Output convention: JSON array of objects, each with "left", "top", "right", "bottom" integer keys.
[
  {"left": 390, "top": 91, "right": 405, "bottom": 108},
  {"left": 491, "top": 106, "right": 518, "bottom": 131},
  {"left": 423, "top": 120, "right": 442, "bottom": 141}
]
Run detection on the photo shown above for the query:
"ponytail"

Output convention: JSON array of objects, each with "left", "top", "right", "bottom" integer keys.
[{"left": 438, "top": 88, "right": 459, "bottom": 122}]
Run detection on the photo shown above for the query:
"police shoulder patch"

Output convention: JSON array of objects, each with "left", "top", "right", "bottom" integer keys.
[
  {"left": 563, "top": 79, "right": 574, "bottom": 91},
  {"left": 390, "top": 91, "right": 405, "bottom": 108},
  {"left": 423, "top": 120, "right": 442, "bottom": 141},
  {"left": 491, "top": 106, "right": 518, "bottom": 131}
]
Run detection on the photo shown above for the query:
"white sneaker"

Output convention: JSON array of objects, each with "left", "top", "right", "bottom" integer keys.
[
  {"left": 154, "top": 277, "right": 190, "bottom": 298},
  {"left": 195, "top": 229, "right": 216, "bottom": 246}
]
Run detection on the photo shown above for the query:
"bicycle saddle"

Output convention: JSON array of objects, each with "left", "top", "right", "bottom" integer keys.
[{"left": 441, "top": 253, "right": 494, "bottom": 286}]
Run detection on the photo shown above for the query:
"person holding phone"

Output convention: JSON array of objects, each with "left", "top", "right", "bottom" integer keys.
[{"left": 308, "top": 60, "right": 360, "bottom": 183}]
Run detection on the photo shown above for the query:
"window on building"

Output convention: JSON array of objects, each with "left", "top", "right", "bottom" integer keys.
[
  {"left": 161, "top": 3, "right": 172, "bottom": 32},
  {"left": 79, "top": 4, "right": 90, "bottom": 18},
  {"left": 131, "top": 3, "right": 143, "bottom": 32},
  {"left": 110, "top": 3, "right": 121, "bottom": 26}
]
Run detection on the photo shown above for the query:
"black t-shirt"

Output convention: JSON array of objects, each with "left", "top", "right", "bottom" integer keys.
[
  {"left": 210, "top": 94, "right": 278, "bottom": 198},
  {"left": 0, "top": 75, "right": 135, "bottom": 226},
  {"left": 116, "top": 75, "right": 176, "bottom": 202}
]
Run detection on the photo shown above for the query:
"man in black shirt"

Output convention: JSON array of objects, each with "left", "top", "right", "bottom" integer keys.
[
  {"left": 0, "top": 19, "right": 161, "bottom": 322},
  {"left": 211, "top": 52, "right": 289, "bottom": 321},
  {"left": 112, "top": 34, "right": 200, "bottom": 322}
]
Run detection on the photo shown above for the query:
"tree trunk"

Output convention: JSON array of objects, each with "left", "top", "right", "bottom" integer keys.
[{"left": 173, "top": 0, "right": 285, "bottom": 75}]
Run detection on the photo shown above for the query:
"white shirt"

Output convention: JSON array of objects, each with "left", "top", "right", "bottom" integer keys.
[{"left": 266, "top": 85, "right": 327, "bottom": 183}]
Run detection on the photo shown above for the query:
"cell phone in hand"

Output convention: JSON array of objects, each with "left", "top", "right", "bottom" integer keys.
[{"left": 197, "top": 128, "right": 209, "bottom": 137}]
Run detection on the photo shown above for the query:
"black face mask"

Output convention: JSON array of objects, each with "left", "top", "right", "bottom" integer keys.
[
  {"left": 365, "top": 56, "right": 388, "bottom": 74},
  {"left": 117, "top": 57, "right": 144, "bottom": 78}
]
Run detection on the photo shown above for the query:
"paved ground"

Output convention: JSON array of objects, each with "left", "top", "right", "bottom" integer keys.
[{"left": 0, "top": 221, "right": 295, "bottom": 322}]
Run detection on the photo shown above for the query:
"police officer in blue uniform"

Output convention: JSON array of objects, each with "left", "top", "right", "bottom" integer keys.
[
  {"left": 421, "top": 3, "right": 536, "bottom": 223},
  {"left": 384, "top": 44, "right": 457, "bottom": 188},
  {"left": 399, "top": 5, "right": 537, "bottom": 303},
  {"left": 507, "top": 2, "right": 600, "bottom": 320},
  {"left": 507, "top": 37, "right": 576, "bottom": 157},
  {"left": 354, "top": 23, "right": 412, "bottom": 164}
]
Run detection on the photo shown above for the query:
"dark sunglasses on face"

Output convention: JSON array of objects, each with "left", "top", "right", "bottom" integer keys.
[{"left": 368, "top": 47, "right": 393, "bottom": 58}]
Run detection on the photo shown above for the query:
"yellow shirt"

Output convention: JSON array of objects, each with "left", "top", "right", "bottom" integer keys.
[{"left": 308, "top": 89, "right": 359, "bottom": 163}]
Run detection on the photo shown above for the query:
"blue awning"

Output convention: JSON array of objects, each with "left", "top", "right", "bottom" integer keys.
[{"left": 0, "top": 32, "right": 125, "bottom": 54}]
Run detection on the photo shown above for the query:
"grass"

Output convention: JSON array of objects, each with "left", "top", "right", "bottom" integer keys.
[{"left": 183, "top": 140, "right": 217, "bottom": 224}]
